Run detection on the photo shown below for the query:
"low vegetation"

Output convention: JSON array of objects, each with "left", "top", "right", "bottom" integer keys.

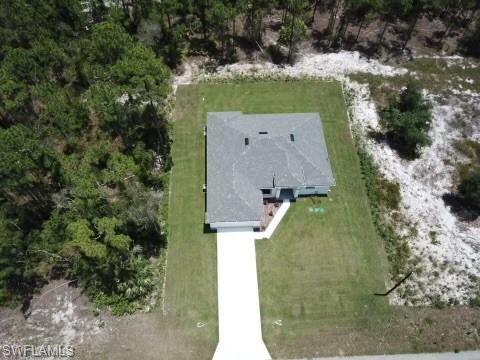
[
  {"left": 462, "top": 17, "right": 480, "bottom": 57},
  {"left": 459, "top": 168, "right": 480, "bottom": 210},
  {"left": 450, "top": 140, "right": 480, "bottom": 218},
  {"left": 380, "top": 84, "right": 432, "bottom": 159},
  {"left": 357, "top": 149, "right": 409, "bottom": 280}
]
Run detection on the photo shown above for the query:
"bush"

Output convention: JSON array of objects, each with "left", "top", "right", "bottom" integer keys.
[
  {"left": 469, "top": 293, "right": 480, "bottom": 307},
  {"left": 462, "top": 17, "right": 480, "bottom": 57},
  {"left": 459, "top": 166, "right": 480, "bottom": 209},
  {"left": 266, "top": 44, "right": 287, "bottom": 65},
  {"left": 156, "top": 24, "right": 187, "bottom": 68},
  {"left": 278, "top": 17, "right": 308, "bottom": 46},
  {"left": 431, "top": 295, "right": 447, "bottom": 309},
  {"left": 381, "top": 84, "right": 432, "bottom": 159}
]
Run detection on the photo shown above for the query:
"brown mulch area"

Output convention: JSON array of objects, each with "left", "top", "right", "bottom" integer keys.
[{"left": 261, "top": 199, "right": 282, "bottom": 230}]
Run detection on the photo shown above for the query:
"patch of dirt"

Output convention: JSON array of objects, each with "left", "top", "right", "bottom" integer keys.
[
  {"left": 0, "top": 280, "right": 205, "bottom": 360},
  {"left": 267, "top": 306, "right": 480, "bottom": 358},
  {"left": 2, "top": 280, "right": 480, "bottom": 359},
  {"left": 0, "top": 280, "right": 101, "bottom": 348},
  {"left": 77, "top": 313, "right": 204, "bottom": 360}
]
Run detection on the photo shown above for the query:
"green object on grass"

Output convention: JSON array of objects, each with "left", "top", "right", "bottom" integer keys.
[{"left": 309, "top": 206, "right": 326, "bottom": 214}]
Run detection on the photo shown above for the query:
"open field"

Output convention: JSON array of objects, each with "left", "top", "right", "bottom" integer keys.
[{"left": 166, "top": 80, "right": 390, "bottom": 358}]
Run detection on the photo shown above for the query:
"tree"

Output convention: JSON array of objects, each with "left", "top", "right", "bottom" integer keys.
[
  {"left": 33, "top": 85, "right": 89, "bottom": 139},
  {"left": 111, "top": 44, "right": 170, "bottom": 101},
  {"left": 402, "top": 0, "right": 426, "bottom": 50},
  {"left": 0, "top": 125, "right": 58, "bottom": 226},
  {"left": 331, "top": 0, "right": 371, "bottom": 47},
  {"left": 207, "top": 0, "right": 237, "bottom": 59},
  {"left": 280, "top": 16, "right": 308, "bottom": 62},
  {"left": 0, "top": 0, "right": 85, "bottom": 49},
  {"left": 244, "top": 0, "right": 272, "bottom": 44},
  {"left": 326, "top": 0, "right": 341, "bottom": 35},
  {"left": 0, "top": 7, "right": 171, "bottom": 313},
  {"left": 156, "top": 24, "right": 188, "bottom": 68},
  {"left": 0, "top": 216, "right": 27, "bottom": 304},
  {"left": 373, "top": 0, "right": 413, "bottom": 52},
  {"left": 381, "top": 84, "right": 432, "bottom": 159},
  {"left": 88, "top": 20, "right": 133, "bottom": 65},
  {"left": 462, "top": 13, "right": 480, "bottom": 56},
  {"left": 64, "top": 216, "right": 153, "bottom": 314},
  {"left": 279, "top": 0, "right": 309, "bottom": 62}
]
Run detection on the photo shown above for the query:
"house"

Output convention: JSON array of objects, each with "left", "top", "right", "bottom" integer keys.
[{"left": 205, "top": 112, "right": 335, "bottom": 230}]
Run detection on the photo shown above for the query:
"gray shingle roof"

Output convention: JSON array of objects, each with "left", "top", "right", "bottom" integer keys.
[{"left": 205, "top": 112, "right": 334, "bottom": 224}]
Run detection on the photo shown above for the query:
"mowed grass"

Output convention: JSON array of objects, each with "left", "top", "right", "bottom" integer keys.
[{"left": 167, "top": 81, "right": 390, "bottom": 359}]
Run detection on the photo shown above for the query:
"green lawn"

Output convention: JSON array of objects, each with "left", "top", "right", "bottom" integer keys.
[{"left": 166, "top": 81, "right": 390, "bottom": 359}]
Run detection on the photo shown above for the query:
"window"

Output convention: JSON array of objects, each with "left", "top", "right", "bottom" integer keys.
[
  {"left": 244, "top": 137, "right": 249, "bottom": 145},
  {"left": 290, "top": 134, "right": 295, "bottom": 142},
  {"left": 261, "top": 188, "right": 272, "bottom": 195},
  {"left": 259, "top": 131, "right": 268, "bottom": 135},
  {"left": 306, "top": 186, "right": 315, "bottom": 189}
]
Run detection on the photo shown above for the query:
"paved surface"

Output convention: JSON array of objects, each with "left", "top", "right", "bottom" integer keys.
[
  {"left": 213, "top": 228, "right": 271, "bottom": 360},
  {"left": 310, "top": 351, "right": 480, "bottom": 360}
]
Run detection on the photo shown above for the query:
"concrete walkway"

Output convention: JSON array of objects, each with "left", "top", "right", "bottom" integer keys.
[
  {"left": 255, "top": 200, "right": 290, "bottom": 239},
  {"left": 213, "top": 228, "right": 271, "bottom": 360}
]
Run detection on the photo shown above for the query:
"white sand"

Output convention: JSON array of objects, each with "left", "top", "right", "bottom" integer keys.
[
  {"left": 173, "top": 51, "right": 480, "bottom": 305},
  {"left": 345, "top": 80, "right": 480, "bottom": 305}
]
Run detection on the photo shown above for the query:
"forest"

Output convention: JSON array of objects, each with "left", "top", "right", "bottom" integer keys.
[{"left": 0, "top": 0, "right": 479, "bottom": 314}]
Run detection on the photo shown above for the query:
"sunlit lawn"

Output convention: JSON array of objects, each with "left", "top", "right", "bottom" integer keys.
[{"left": 166, "top": 81, "right": 390, "bottom": 359}]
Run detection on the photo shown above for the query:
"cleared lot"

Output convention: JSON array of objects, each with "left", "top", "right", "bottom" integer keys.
[{"left": 166, "top": 81, "right": 390, "bottom": 359}]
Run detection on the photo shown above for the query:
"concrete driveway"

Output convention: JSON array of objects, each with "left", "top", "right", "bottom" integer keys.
[{"left": 213, "top": 228, "right": 271, "bottom": 360}]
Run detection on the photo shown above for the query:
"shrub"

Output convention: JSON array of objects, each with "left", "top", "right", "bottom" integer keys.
[
  {"left": 431, "top": 295, "right": 447, "bottom": 309},
  {"left": 469, "top": 293, "right": 480, "bottom": 307},
  {"left": 462, "top": 17, "right": 480, "bottom": 57},
  {"left": 459, "top": 166, "right": 480, "bottom": 209},
  {"left": 266, "top": 44, "right": 286, "bottom": 65},
  {"left": 381, "top": 84, "right": 432, "bottom": 159}
]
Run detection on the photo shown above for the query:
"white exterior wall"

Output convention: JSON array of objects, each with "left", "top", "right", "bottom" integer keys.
[
  {"left": 296, "top": 185, "right": 331, "bottom": 196},
  {"left": 210, "top": 221, "right": 261, "bottom": 230},
  {"left": 262, "top": 185, "right": 331, "bottom": 198},
  {"left": 258, "top": 186, "right": 333, "bottom": 200}
]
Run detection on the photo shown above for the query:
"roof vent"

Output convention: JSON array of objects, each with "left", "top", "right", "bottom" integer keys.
[
  {"left": 244, "top": 137, "right": 249, "bottom": 145},
  {"left": 259, "top": 131, "right": 268, "bottom": 135},
  {"left": 290, "top": 134, "right": 295, "bottom": 142}
]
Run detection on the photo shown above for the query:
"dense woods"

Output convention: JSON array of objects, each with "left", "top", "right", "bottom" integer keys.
[
  {"left": 128, "top": 0, "right": 480, "bottom": 64},
  {"left": 0, "top": 1, "right": 171, "bottom": 313},
  {"left": 0, "top": 0, "right": 479, "bottom": 314}
]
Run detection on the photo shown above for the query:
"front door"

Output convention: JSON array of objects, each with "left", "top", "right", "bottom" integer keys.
[{"left": 278, "top": 188, "right": 294, "bottom": 200}]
